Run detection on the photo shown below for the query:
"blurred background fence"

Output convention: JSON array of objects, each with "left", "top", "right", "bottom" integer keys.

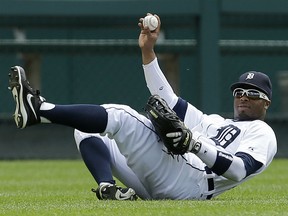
[{"left": 1, "top": 0, "right": 288, "bottom": 158}]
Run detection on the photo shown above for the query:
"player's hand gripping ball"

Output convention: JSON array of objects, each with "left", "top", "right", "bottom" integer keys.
[{"left": 143, "top": 15, "right": 159, "bottom": 31}]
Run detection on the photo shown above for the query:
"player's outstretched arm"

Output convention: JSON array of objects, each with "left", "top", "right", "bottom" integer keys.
[
  {"left": 139, "top": 14, "right": 178, "bottom": 107},
  {"left": 191, "top": 138, "right": 263, "bottom": 181},
  {"left": 164, "top": 130, "right": 263, "bottom": 181},
  {"left": 138, "top": 13, "right": 161, "bottom": 65}
]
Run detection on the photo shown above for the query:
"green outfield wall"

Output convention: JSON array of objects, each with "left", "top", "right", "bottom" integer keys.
[{"left": 1, "top": 0, "right": 288, "bottom": 158}]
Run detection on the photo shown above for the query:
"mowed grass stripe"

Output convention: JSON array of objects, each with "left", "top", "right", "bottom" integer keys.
[{"left": 0, "top": 159, "right": 287, "bottom": 216}]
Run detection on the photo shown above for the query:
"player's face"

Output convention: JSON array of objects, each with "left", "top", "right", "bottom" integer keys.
[{"left": 233, "top": 89, "right": 271, "bottom": 121}]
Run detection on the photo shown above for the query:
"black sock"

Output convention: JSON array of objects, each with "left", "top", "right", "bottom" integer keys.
[
  {"left": 79, "top": 137, "right": 115, "bottom": 185},
  {"left": 39, "top": 104, "right": 108, "bottom": 133}
]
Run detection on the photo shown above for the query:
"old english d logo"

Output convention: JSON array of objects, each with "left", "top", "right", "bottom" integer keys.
[
  {"left": 211, "top": 125, "right": 240, "bottom": 148},
  {"left": 246, "top": 73, "right": 255, "bottom": 80}
]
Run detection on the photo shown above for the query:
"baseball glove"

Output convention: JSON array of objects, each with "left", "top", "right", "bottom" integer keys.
[{"left": 145, "top": 95, "right": 192, "bottom": 155}]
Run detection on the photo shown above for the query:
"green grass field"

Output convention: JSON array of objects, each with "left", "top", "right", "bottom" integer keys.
[{"left": 0, "top": 159, "right": 287, "bottom": 216}]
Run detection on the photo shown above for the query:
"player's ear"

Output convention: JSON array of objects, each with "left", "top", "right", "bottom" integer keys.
[{"left": 264, "top": 101, "right": 270, "bottom": 110}]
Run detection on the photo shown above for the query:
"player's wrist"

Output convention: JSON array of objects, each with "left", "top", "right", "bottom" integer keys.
[{"left": 189, "top": 139, "right": 202, "bottom": 154}]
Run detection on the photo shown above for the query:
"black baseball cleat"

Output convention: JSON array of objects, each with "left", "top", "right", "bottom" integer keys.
[
  {"left": 8, "top": 66, "right": 44, "bottom": 129},
  {"left": 92, "top": 184, "right": 138, "bottom": 201}
]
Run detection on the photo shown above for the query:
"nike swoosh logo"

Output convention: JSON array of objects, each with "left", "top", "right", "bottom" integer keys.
[
  {"left": 115, "top": 190, "right": 133, "bottom": 200},
  {"left": 27, "top": 94, "right": 38, "bottom": 119},
  {"left": 118, "top": 194, "right": 127, "bottom": 199}
]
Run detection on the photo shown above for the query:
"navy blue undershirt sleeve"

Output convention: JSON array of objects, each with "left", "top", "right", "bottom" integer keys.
[
  {"left": 172, "top": 97, "right": 188, "bottom": 121},
  {"left": 235, "top": 152, "right": 263, "bottom": 177},
  {"left": 211, "top": 151, "right": 233, "bottom": 175}
]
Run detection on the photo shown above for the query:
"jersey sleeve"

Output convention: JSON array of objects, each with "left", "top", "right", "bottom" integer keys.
[
  {"left": 143, "top": 58, "right": 178, "bottom": 107},
  {"left": 236, "top": 120, "right": 277, "bottom": 167},
  {"left": 143, "top": 58, "right": 205, "bottom": 129}
]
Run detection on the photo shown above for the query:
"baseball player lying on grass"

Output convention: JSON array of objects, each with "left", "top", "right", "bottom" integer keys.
[{"left": 8, "top": 14, "right": 277, "bottom": 201}]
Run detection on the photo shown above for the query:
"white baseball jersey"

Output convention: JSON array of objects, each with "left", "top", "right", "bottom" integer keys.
[{"left": 74, "top": 58, "right": 277, "bottom": 200}]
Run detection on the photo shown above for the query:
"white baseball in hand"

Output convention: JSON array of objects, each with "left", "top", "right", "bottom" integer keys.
[{"left": 143, "top": 15, "right": 158, "bottom": 31}]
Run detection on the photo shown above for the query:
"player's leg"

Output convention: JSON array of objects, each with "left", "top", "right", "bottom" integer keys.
[
  {"left": 8, "top": 66, "right": 208, "bottom": 199},
  {"left": 8, "top": 65, "right": 159, "bottom": 188},
  {"left": 78, "top": 137, "right": 115, "bottom": 185},
  {"left": 102, "top": 104, "right": 212, "bottom": 200},
  {"left": 78, "top": 136, "right": 137, "bottom": 200},
  {"left": 9, "top": 67, "right": 147, "bottom": 199},
  {"left": 8, "top": 65, "right": 108, "bottom": 132},
  {"left": 74, "top": 130, "right": 151, "bottom": 200}
]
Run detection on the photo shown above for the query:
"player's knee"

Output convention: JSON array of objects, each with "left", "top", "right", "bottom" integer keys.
[
  {"left": 74, "top": 129, "right": 96, "bottom": 150},
  {"left": 74, "top": 129, "right": 82, "bottom": 150},
  {"left": 74, "top": 129, "right": 105, "bottom": 151}
]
